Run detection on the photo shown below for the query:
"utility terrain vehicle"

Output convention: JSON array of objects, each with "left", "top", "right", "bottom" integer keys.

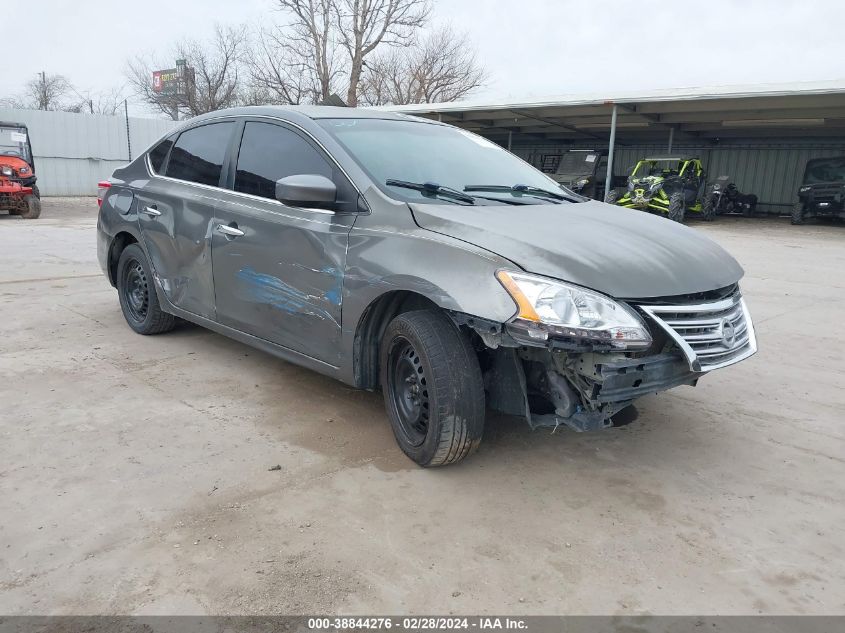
[
  {"left": 793, "top": 156, "right": 845, "bottom": 225},
  {"left": 0, "top": 121, "right": 40, "bottom": 218},
  {"left": 608, "top": 156, "right": 711, "bottom": 222},
  {"left": 549, "top": 149, "right": 612, "bottom": 200}
]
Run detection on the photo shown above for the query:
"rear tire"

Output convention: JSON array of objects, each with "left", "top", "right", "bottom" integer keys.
[
  {"left": 18, "top": 195, "right": 41, "bottom": 219},
  {"left": 116, "top": 243, "right": 177, "bottom": 335},
  {"left": 380, "top": 309, "right": 485, "bottom": 467},
  {"left": 791, "top": 203, "right": 804, "bottom": 225},
  {"left": 702, "top": 194, "right": 715, "bottom": 221},
  {"left": 668, "top": 192, "right": 685, "bottom": 223}
]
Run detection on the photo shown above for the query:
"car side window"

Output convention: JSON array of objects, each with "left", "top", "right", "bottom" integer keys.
[
  {"left": 234, "top": 122, "right": 334, "bottom": 200},
  {"left": 165, "top": 122, "right": 235, "bottom": 187},
  {"left": 148, "top": 135, "right": 175, "bottom": 174}
]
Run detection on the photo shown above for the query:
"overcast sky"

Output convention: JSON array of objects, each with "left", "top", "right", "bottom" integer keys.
[{"left": 9, "top": 0, "right": 845, "bottom": 115}]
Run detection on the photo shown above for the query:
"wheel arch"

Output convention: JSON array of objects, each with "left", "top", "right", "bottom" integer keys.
[
  {"left": 107, "top": 231, "right": 140, "bottom": 286},
  {"left": 352, "top": 290, "right": 440, "bottom": 390}
]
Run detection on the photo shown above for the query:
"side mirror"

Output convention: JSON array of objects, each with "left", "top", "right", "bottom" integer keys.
[{"left": 275, "top": 174, "right": 337, "bottom": 208}]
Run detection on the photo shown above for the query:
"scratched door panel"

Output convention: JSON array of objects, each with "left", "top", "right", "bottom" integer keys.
[{"left": 211, "top": 194, "right": 354, "bottom": 365}]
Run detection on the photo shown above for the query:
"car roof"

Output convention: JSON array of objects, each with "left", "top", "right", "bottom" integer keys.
[{"left": 189, "top": 105, "right": 433, "bottom": 124}]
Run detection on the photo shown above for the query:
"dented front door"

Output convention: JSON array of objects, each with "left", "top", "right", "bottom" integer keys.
[{"left": 210, "top": 196, "right": 353, "bottom": 365}]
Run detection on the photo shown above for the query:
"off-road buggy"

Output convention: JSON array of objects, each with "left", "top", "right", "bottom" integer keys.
[
  {"left": 549, "top": 149, "right": 625, "bottom": 200},
  {"left": 792, "top": 156, "right": 845, "bottom": 225},
  {"left": 703, "top": 175, "right": 758, "bottom": 217},
  {"left": 0, "top": 121, "right": 40, "bottom": 219},
  {"left": 607, "top": 156, "right": 711, "bottom": 222}
]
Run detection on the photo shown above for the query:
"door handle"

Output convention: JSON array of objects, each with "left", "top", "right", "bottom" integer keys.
[
  {"left": 216, "top": 223, "right": 244, "bottom": 237},
  {"left": 141, "top": 205, "right": 161, "bottom": 217}
]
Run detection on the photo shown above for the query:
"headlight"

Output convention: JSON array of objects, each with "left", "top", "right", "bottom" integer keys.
[
  {"left": 574, "top": 178, "right": 589, "bottom": 187},
  {"left": 496, "top": 271, "right": 653, "bottom": 349},
  {"left": 1, "top": 166, "right": 12, "bottom": 176},
  {"left": 712, "top": 183, "right": 721, "bottom": 190},
  {"left": 798, "top": 185, "right": 811, "bottom": 194}
]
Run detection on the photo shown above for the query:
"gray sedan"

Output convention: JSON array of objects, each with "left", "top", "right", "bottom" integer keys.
[{"left": 97, "top": 106, "right": 757, "bottom": 467}]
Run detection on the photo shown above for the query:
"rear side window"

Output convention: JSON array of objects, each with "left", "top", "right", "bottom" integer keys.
[
  {"left": 148, "top": 136, "right": 174, "bottom": 174},
  {"left": 166, "top": 122, "right": 235, "bottom": 187},
  {"left": 234, "top": 122, "right": 333, "bottom": 200}
]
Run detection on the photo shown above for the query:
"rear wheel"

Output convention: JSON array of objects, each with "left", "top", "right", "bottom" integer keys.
[
  {"left": 791, "top": 203, "right": 804, "bottom": 225},
  {"left": 116, "top": 243, "right": 176, "bottom": 335},
  {"left": 18, "top": 195, "right": 41, "bottom": 219},
  {"left": 668, "top": 192, "right": 685, "bottom": 223},
  {"left": 702, "top": 194, "right": 715, "bottom": 221},
  {"left": 380, "top": 309, "right": 485, "bottom": 467}
]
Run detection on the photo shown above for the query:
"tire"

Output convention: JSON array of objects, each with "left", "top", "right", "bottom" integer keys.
[
  {"left": 791, "top": 203, "right": 804, "bottom": 225},
  {"left": 380, "top": 309, "right": 485, "bottom": 467},
  {"left": 31, "top": 184, "right": 40, "bottom": 199},
  {"left": 18, "top": 195, "right": 41, "bottom": 219},
  {"left": 668, "top": 192, "right": 685, "bottom": 223},
  {"left": 702, "top": 194, "right": 715, "bottom": 221},
  {"left": 605, "top": 189, "right": 619, "bottom": 205},
  {"left": 116, "top": 243, "right": 177, "bottom": 335}
]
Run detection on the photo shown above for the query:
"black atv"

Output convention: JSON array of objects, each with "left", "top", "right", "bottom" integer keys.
[
  {"left": 703, "top": 176, "right": 758, "bottom": 217},
  {"left": 549, "top": 149, "right": 621, "bottom": 200},
  {"left": 793, "top": 156, "right": 845, "bottom": 225}
]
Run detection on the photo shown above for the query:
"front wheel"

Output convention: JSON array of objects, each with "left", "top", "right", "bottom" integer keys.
[
  {"left": 18, "top": 195, "right": 41, "bottom": 219},
  {"left": 668, "top": 192, "right": 685, "bottom": 223},
  {"left": 116, "top": 243, "right": 177, "bottom": 335},
  {"left": 380, "top": 310, "right": 485, "bottom": 467},
  {"left": 702, "top": 194, "right": 715, "bottom": 221},
  {"left": 791, "top": 203, "right": 804, "bottom": 225}
]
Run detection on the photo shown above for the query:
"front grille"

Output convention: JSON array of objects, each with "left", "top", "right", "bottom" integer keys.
[{"left": 637, "top": 292, "right": 757, "bottom": 372}]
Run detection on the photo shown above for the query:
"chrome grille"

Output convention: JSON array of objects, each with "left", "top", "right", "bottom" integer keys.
[{"left": 638, "top": 292, "right": 757, "bottom": 372}]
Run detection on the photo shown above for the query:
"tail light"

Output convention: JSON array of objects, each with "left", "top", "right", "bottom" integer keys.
[{"left": 97, "top": 181, "right": 111, "bottom": 207}]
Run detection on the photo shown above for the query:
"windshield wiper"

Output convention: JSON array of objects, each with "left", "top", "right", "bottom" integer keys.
[
  {"left": 386, "top": 179, "right": 476, "bottom": 205},
  {"left": 464, "top": 184, "right": 580, "bottom": 203}
]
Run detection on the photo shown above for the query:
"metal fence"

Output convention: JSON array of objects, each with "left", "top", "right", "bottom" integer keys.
[
  {"left": 513, "top": 138, "right": 845, "bottom": 214},
  {"left": 0, "top": 107, "right": 178, "bottom": 196}
]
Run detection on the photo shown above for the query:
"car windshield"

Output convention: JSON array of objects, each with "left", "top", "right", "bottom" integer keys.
[
  {"left": 555, "top": 151, "right": 599, "bottom": 176},
  {"left": 318, "top": 118, "right": 575, "bottom": 204},
  {"left": 633, "top": 160, "right": 680, "bottom": 178},
  {"left": 803, "top": 157, "right": 845, "bottom": 184},
  {"left": 0, "top": 126, "right": 31, "bottom": 163}
]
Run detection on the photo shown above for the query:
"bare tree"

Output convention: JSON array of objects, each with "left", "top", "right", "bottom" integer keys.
[
  {"left": 359, "top": 25, "right": 486, "bottom": 105},
  {"left": 275, "top": 0, "right": 430, "bottom": 106},
  {"left": 273, "top": 0, "right": 344, "bottom": 103},
  {"left": 334, "top": 0, "right": 430, "bottom": 106},
  {"left": 6, "top": 72, "right": 74, "bottom": 110},
  {"left": 126, "top": 24, "right": 247, "bottom": 119},
  {"left": 245, "top": 26, "right": 325, "bottom": 105},
  {"left": 65, "top": 86, "right": 127, "bottom": 115}
]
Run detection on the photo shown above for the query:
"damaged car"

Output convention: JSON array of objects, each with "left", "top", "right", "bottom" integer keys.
[{"left": 97, "top": 107, "right": 758, "bottom": 467}]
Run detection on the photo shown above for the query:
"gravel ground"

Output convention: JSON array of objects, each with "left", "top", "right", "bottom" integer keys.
[{"left": 1, "top": 198, "right": 843, "bottom": 615}]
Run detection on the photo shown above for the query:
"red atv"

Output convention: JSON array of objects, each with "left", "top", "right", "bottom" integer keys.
[{"left": 0, "top": 121, "right": 40, "bottom": 219}]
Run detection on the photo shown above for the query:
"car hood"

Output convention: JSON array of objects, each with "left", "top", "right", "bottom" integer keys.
[{"left": 410, "top": 200, "right": 744, "bottom": 299}]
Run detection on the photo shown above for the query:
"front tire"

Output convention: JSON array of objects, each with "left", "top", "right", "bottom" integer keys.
[
  {"left": 791, "top": 203, "right": 804, "bottom": 225},
  {"left": 116, "top": 243, "right": 176, "bottom": 335},
  {"left": 668, "top": 192, "right": 685, "bottom": 223},
  {"left": 380, "top": 310, "right": 485, "bottom": 467},
  {"left": 18, "top": 195, "right": 41, "bottom": 219},
  {"left": 702, "top": 194, "right": 715, "bottom": 221}
]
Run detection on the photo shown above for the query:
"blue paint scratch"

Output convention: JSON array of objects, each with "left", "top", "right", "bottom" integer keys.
[{"left": 236, "top": 266, "right": 339, "bottom": 326}]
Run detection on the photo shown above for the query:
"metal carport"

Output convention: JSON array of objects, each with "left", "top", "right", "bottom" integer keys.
[{"left": 382, "top": 80, "right": 845, "bottom": 211}]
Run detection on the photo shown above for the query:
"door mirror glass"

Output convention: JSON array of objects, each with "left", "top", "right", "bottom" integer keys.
[{"left": 275, "top": 174, "right": 337, "bottom": 208}]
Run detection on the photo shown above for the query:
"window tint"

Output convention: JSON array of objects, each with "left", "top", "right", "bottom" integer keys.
[
  {"left": 234, "top": 122, "right": 332, "bottom": 200},
  {"left": 166, "top": 122, "right": 234, "bottom": 187},
  {"left": 148, "top": 136, "right": 174, "bottom": 174}
]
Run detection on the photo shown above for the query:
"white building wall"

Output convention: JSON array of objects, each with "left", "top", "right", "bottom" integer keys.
[{"left": 0, "top": 108, "right": 179, "bottom": 196}]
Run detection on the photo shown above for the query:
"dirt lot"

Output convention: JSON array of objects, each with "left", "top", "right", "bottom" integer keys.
[{"left": 1, "top": 198, "right": 844, "bottom": 616}]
